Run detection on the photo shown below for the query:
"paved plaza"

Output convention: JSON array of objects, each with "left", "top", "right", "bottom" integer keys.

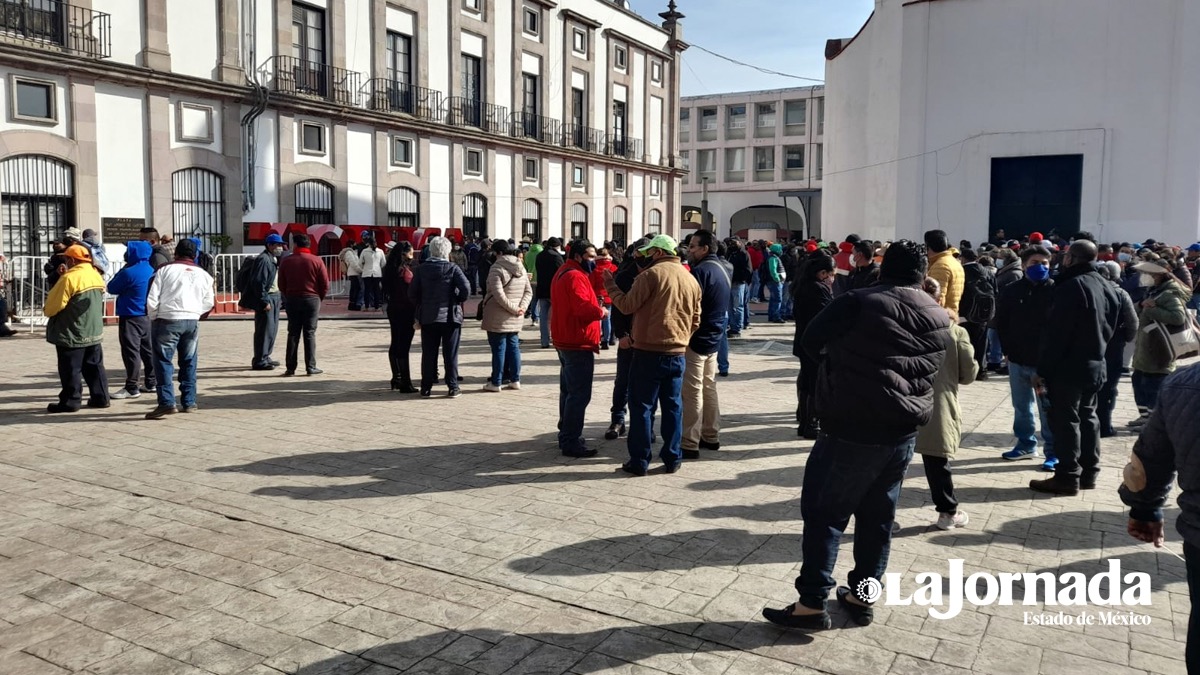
[{"left": 0, "top": 314, "right": 1190, "bottom": 675}]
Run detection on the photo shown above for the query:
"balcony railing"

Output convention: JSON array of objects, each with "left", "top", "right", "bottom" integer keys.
[
  {"left": 0, "top": 0, "right": 110, "bottom": 59},
  {"left": 363, "top": 79, "right": 443, "bottom": 122},
  {"left": 561, "top": 124, "right": 604, "bottom": 153},
  {"left": 444, "top": 97, "right": 508, "bottom": 133},
  {"left": 510, "top": 111, "right": 560, "bottom": 144},
  {"left": 605, "top": 136, "right": 643, "bottom": 162},
  {"left": 269, "top": 55, "right": 361, "bottom": 107}
]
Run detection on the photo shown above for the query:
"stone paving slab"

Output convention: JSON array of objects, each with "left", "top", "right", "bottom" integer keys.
[{"left": 0, "top": 313, "right": 1190, "bottom": 674}]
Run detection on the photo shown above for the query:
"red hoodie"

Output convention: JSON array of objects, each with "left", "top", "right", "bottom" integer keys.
[
  {"left": 747, "top": 246, "right": 763, "bottom": 270},
  {"left": 551, "top": 260, "right": 604, "bottom": 351},
  {"left": 590, "top": 258, "right": 617, "bottom": 305}
]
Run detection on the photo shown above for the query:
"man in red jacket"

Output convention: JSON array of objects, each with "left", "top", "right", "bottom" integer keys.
[
  {"left": 277, "top": 234, "right": 330, "bottom": 376},
  {"left": 551, "top": 238, "right": 605, "bottom": 457}
]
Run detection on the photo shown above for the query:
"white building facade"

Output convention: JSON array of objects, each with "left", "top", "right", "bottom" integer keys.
[
  {"left": 822, "top": 0, "right": 1200, "bottom": 246},
  {"left": 678, "top": 86, "right": 824, "bottom": 241},
  {"left": 0, "top": 0, "right": 686, "bottom": 258}
]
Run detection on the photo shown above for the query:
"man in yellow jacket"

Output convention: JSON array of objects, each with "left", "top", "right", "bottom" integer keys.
[
  {"left": 925, "top": 229, "right": 964, "bottom": 313},
  {"left": 44, "top": 244, "right": 110, "bottom": 413}
]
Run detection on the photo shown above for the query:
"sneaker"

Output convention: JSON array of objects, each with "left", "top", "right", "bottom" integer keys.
[
  {"left": 504, "top": 381, "right": 521, "bottom": 391},
  {"left": 145, "top": 405, "right": 177, "bottom": 420},
  {"left": 936, "top": 511, "right": 970, "bottom": 530},
  {"left": 1041, "top": 458, "right": 1058, "bottom": 472},
  {"left": 1127, "top": 414, "right": 1150, "bottom": 428},
  {"left": 420, "top": 389, "right": 432, "bottom": 398},
  {"left": 447, "top": 388, "right": 462, "bottom": 398},
  {"left": 1001, "top": 448, "right": 1040, "bottom": 461},
  {"left": 620, "top": 463, "right": 648, "bottom": 477},
  {"left": 139, "top": 385, "right": 157, "bottom": 394},
  {"left": 604, "top": 423, "right": 626, "bottom": 440},
  {"left": 111, "top": 389, "right": 140, "bottom": 400},
  {"left": 180, "top": 405, "right": 198, "bottom": 413},
  {"left": 306, "top": 368, "right": 323, "bottom": 376},
  {"left": 483, "top": 382, "right": 502, "bottom": 392}
]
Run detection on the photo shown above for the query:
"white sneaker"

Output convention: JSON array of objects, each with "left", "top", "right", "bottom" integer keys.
[
  {"left": 936, "top": 511, "right": 969, "bottom": 531},
  {"left": 482, "top": 382, "right": 502, "bottom": 392},
  {"left": 505, "top": 381, "right": 521, "bottom": 391}
]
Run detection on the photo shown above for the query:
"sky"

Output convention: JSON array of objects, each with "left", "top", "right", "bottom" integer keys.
[{"left": 627, "top": 0, "right": 875, "bottom": 96}]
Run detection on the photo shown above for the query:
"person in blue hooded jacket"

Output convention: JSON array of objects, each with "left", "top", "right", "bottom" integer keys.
[{"left": 106, "top": 241, "right": 157, "bottom": 399}]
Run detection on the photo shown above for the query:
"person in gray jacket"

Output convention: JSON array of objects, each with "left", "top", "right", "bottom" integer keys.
[
  {"left": 409, "top": 236, "right": 470, "bottom": 398},
  {"left": 1119, "top": 363, "right": 1200, "bottom": 673}
]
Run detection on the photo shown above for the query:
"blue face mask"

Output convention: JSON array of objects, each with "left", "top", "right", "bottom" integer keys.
[
  {"left": 1118, "top": 252, "right": 1132, "bottom": 263},
  {"left": 582, "top": 260, "right": 597, "bottom": 274},
  {"left": 1025, "top": 264, "right": 1050, "bottom": 282}
]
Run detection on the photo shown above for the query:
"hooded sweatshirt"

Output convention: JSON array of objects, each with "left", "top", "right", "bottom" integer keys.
[{"left": 107, "top": 241, "right": 154, "bottom": 317}]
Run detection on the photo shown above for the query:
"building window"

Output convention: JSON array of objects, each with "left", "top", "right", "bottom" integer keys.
[
  {"left": 817, "top": 97, "right": 825, "bottom": 135},
  {"left": 650, "top": 177, "right": 661, "bottom": 197},
  {"left": 572, "top": 164, "right": 585, "bottom": 188},
  {"left": 392, "top": 136, "right": 414, "bottom": 167},
  {"left": 572, "top": 28, "right": 587, "bottom": 55},
  {"left": 697, "top": 149, "right": 715, "bottom": 182},
  {"left": 784, "top": 145, "right": 805, "bottom": 179},
  {"left": 463, "top": 192, "right": 487, "bottom": 238},
  {"left": 0, "top": 154, "right": 74, "bottom": 259},
  {"left": 463, "top": 0, "right": 481, "bottom": 13},
  {"left": 612, "top": 206, "right": 627, "bottom": 244},
  {"left": 679, "top": 108, "right": 690, "bottom": 142},
  {"left": 292, "top": 3, "right": 326, "bottom": 67},
  {"left": 611, "top": 100, "right": 627, "bottom": 154},
  {"left": 465, "top": 148, "right": 483, "bottom": 176},
  {"left": 754, "top": 147, "right": 775, "bottom": 181},
  {"left": 388, "top": 187, "right": 420, "bottom": 228},
  {"left": 522, "top": 198, "right": 542, "bottom": 242},
  {"left": 524, "top": 157, "right": 539, "bottom": 182},
  {"left": 815, "top": 143, "right": 824, "bottom": 179},
  {"left": 727, "top": 105, "right": 746, "bottom": 129},
  {"left": 299, "top": 121, "right": 325, "bottom": 154},
  {"left": 614, "top": 45, "right": 627, "bottom": 70},
  {"left": 755, "top": 102, "right": 776, "bottom": 138},
  {"left": 523, "top": 7, "right": 539, "bottom": 37},
  {"left": 386, "top": 32, "right": 412, "bottom": 87},
  {"left": 700, "top": 107, "right": 717, "bottom": 130},
  {"left": 175, "top": 102, "right": 213, "bottom": 143},
  {"left": 571, "top": 203, "right": 587, "bottom": 240},
  {"left": 646, "top": 209, "right": 662, "bottom": 235},
  {"left": 11, "top": 77, "right": 56, "bottom": 123},
  {"left": 725, "top": 148, "right": 745, "bottom": 183},
  {"left": 294, "top": 179, "right": 333, "bottom": 226},
  {"left": 680, "top": 151, "right": 690, "bottom": 172},
  {"left": 613, "top": 171, "right": 625, "bottom": 192},
  {"left": 784, "top": 99, "right": 807, "bottom": 135},
  {"left": 173, "top": 168, "right": 225, "bottom": 241},
  {"left": 650, "top": 60, "right": 662, "bottom": 84}
]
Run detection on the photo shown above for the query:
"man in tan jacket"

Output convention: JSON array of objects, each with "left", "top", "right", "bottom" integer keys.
[{"left": 603, "top": 235, "right": 702, "bottom": 476}]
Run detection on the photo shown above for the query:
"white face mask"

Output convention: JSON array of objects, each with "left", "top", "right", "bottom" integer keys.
[{"left": 1140, "top": 273, "right": 1158, "bottom": 287}]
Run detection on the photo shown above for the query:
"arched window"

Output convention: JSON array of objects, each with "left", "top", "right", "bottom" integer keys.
[
  {"left": 647, "top": 209, "right": 663, "bottom": 236},
  {"left": 463, "top": 193, "right": 487, "bottom": 239},
  {"left": 294, "top": 179, "right": 333, "bottom": 226},
  {"left": 611, "top": 206, "right": 628, "bottom": 247},
  {"left": 388, "top": 187, "right": 419, "bottom": 228},
  {"left": 570, "top": 203, "right": 587, "bottom": 240},
  {"left": 172, "top": 168, "right": 224, "bottom": 242},
  {"left": 522, "top": 198, "right": 541, "bottom": 242},
  {"left": 0, "top": 154, "right": 74, "bottom": 259}
]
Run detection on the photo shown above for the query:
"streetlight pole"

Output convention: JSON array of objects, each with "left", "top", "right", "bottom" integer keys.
[{"left": 701, "top": 176, "right": 712, "bottom": 233}]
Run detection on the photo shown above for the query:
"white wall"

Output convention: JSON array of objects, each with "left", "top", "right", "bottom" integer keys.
[
  {"left": 494, "top": 0, "right": 513, "bottom": 113},
  {"left": 0, "top": 67, "right": 71, "bottom": 137},
  {"left": 94, "top": 84, "right": 147, "bottom": 224},
  {"left": 92, "top": 0, "right": 142, "bottom": 65},
  {"left": 168, "top": 0, "right": 219, "bottom": 79},
  {"left": 244, "top": 109, "right": 279, "bottom": 222},
  {"left": 495, "top": 150, "right": 513, "bottom": 239},
  {"left": 168, "top": 96, "right": 224, "bottom": 153},
  {"left": 345, "top": 124, "right": 374, "bottom": 223},
  {"left": 429, "top": 138, "right": 451, "bottom": 228},
  {"left": 547, "top": 159, "right": 563, "bottom": 239},
  {"left": 427, "top": 3, "right": 449, "bottom": 96},
  {"left": 254, "top": 0, "right": 276, "bottom": 77},
  {"left": 344, "top": 0, "right": 373, "bottom": 79}
]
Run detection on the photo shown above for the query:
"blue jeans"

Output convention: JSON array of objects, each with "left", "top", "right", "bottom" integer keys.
[
  {"left": 751, "top": 275, "right": 763, "bottom": 301},
  {"left": 627, "top": 351, "right": 685, "bottom": 471},
  {"left": 529, "top": 286, "right": 540, "bottom": 321},
  {"left": 717, "top": 331, "right": 729, "bottom": 375},
  {"left": 1009, "top": 362, "right": 1055, "bottom": 458},
  {"left": 986, "top": 328, "right": 1003, "bottom": 366},
  {"left": 766, "top": 281, "right": 783, "bottom": 321},
  {"left": 780, "top": 282, "right": 794, "bottom": 319},
  {"left": 557, "top": 349, "right": 594, "bottom": 451},
  {"left": 487, "top": 332, "right": 520, "bottom": 385},
  {"left": 796, "top": 434, "right": 915, "bottom": 609},
  {"left": 600, "top": 302, "right": 612, "bottom": 344},
  {"left": 729, "top": 283, "right": 747, "bottom": 333},
  {"left": 538, "top": 298, "right": 552, "bottom": 347},
  {"left": 153, "top": 319, "right": 199, "bottom": 409}
]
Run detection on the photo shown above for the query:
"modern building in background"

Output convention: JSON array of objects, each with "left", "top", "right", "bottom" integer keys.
[
  {"left": 0, "top": 0, "right": 687, "bottom": 259},
  {"left": 822, "top": 0, "right": 1200, "bottom": 246},
  {"left": 677, "top": 86, "right": 824, "bottom": 242}
]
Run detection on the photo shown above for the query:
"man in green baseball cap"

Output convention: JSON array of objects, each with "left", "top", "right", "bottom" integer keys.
[{"left": 638, "top": 234, "right": 679, "bottom": 256}]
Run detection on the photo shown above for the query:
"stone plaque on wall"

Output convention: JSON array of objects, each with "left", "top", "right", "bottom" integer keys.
[{"left": 101, "top": 218, "right": 146, "bottom": 244}]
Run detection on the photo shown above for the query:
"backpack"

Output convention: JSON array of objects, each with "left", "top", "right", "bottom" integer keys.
[
  {"left": 758, "top": 254, "right": 775, "bottom": 283},
  {"left": 962, "top": 266, "right": 997, "bottom": 324},
  {"left": 235, "top": 256, "right": 257, "bottom": 294},
  {"left": 196, "top": 250, "right": 215, "bottom": 276}
]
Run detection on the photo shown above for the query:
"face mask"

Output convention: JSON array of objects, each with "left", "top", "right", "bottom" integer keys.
[
  {"left": 1118, "top": 253, "right": 1132, "bottom": 263},
  {"left": 1025, "top": 264, "right": 1050, "bottom": 282},
  {"left": 582, "top": 260, "right": 597, "bottom": 274},
  {"left": 1140, "top": 273, "right": 1158, "bottom": 287},
  {"left": 453, "top": 246, "right": 461, "bottom": 251},
  {"left": 270, "top": 247, "right": 282, "bottom": 257}
]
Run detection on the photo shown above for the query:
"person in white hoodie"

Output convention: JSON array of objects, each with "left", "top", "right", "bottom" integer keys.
[
  {"left": 145, "top": 239, "right": 215, "bottom": 420},
  {"left": 359, "top": 239, "right": 386, "bottom": 310},
  {"left": 339, "top": 242, "right": 364, "bottom": 310}
]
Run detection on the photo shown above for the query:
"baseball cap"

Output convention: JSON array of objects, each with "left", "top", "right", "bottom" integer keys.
[
  {"left": 1187, "top": 243, "right": 1200, "bottom": 253},
  {"left": 265, "top": 233, "right": 285, "bottom": 245},
  {"left": 385, "top": 241, "right": 396, "bottom": 249},
  {"left": 638, "top": 234, "right": 678, "bottom": 255},
  {"left": 63, "top": 227, "right": 83, "bottom": 241},
  {"left": 63, "top": 244, "right": 91, "bottom": 262}
]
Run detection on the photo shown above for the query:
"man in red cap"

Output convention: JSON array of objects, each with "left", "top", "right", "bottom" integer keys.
[
  {"left": 43, "top": 244, "right": 109, "bottom": 413},
  {"left": 1029, "top": 232, "right": 1045, "bottom": 245}
]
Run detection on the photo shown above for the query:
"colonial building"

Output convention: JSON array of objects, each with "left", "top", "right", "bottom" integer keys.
[
  {"left": 822, "top": 0, "right": 1200, "bottom": 246},
  {"left": 0, "top": 0, "right": 686, "bottom": 258},
  {"left": 678, "top": 86, "right": 824, "bottom": 241}
]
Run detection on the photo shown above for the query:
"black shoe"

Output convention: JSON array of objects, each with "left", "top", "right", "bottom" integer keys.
[
  {"left": 663, "top": 463, "right": 680, "bottom": 474},
  {"left": 600, "top": 343, "right": 609, "bottom": 350},
  {"left": 620, "top": 463, "right": 647, "bottom": 477},
  {"left": 682, "top": 449, "right": 700, "bottom": 460},
  {"left": 420, "top": 389, "right": 432, "bottom": 398},
  {"left": 0, "top": 328, "right": 16, "bottom": 337},
  {"left": 996, "top": 366, "right": 1009, "bottom": 376},
  {"left": 761, "top": 604, "right": 832, "bottom": 631},
  {"left": 604, "top": 423, "right": 626, "bottom": 440},
  {"left": 1080, "top": 477, "right": 1097, "bottom": 490},
  {"left": 306, "top": 368, "right": 323, "bottom": 376},
  {"left": 800, "top": 424, "right": 820, "bottom": 440},
  {"left": 46, "top": 403, "right": 78, "bottom": 414},
  {"left": 836, "top": 587, "right": 875, "bottom": 626},
  {"left": 699, "top": 439, "right": 720, "bottom": 451},
  {"left": 269, "top": 359, "right": 281, "bottom": 367},
  {"left": 180, "top": 405, "right": 198, "bottom": 413},
  {"left": 252, "top": 363, "right": 276, "bottom": 371},
  {"left": 145, "top": 406, "right": 177, "bottom": 420},
  {"left": 718, "top": 372, "right": 729, "bottom": 377},
  {"left": 727, "top": 332, "right": 741, "bottom": 338},
  {"left": 1029, "top": 476, "right": 1079, "bottom": 496},
  {"left": 282, "top": 370, "right": 296, "bottom": 377},
  {"left": 562, "top": 447, "right": 598, "bottom": 458},
  {"left": 976, "top": 371, "right": 989, "bottom": 382},
  {"left": 447, "top": 388, "right": 462, "bottom": 398},
  {"left": 1100, "top": 427, "right": 1116, "bottom": 438},
  {"left": 86, "top": 399, "right": 110, "bottom": 409}
]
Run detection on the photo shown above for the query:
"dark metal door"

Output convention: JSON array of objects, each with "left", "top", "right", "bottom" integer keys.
[{"left": 989, "top": 155, "right": 1084, "bottom": 241}]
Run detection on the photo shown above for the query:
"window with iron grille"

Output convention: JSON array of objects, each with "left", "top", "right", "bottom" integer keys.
[
  {"left": 388, "top": 187, "right": 419, "bottom": 228},
  {"left": 611, "top": 206, "right": 627, "bottom": 245},
  {"left": 0, "top": 154, "right": 74, "bottom": 260},
  {"left": 521, "top": 198, "right": 541, "bottom": 242},
  {"left": 294, "top": 179, "right": 333, "bottom": 226},
  {"left": 172, "top": 168, "right": 225, "bottom": 242},
  {"left": 570, "top": 203, "right": 587, "bottom": 240},
  {"left": 647, "top": 209, "right": 662, "bottom": 235},
  {"left": 463, "top": 192, "right": 487, "bottom": 239}
]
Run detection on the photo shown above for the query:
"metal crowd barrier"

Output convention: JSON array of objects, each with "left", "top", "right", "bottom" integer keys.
[{"left": 5, "top": 256, "right": 50, "bottom": 332}]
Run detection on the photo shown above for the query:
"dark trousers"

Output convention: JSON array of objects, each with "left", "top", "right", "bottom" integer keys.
[
  {"left": 420, "top": 322, "right": 461, "bottom": 391},
  {"left": 626, "top": 351, "right": 685, "bottom": 471},
  {"left": 611, "top": 346, "right": 656, "bottom": 429},
  {"left": 796, "top": 434, "right": 915, "bottom": 609},
  {"left": 388, "top": 308, "right": 415, "bottom": 383},
  {"left": 557, "top": 349, "right": 595, "bottom": 452},
  {"left": 252, "top": 293, "right": 280, "bottom": 367},
  {"left": 56, "top": 344, "right": 109, "bottom": 410},
  {"left": 1132, "top": 370, "right": 1168, "bottom": 412},
  {"left": 796, "top": 353, "right": 819, "bottom": 422},
  {"left": 1097, "top": 353, "right": 1124, "bottom": 433},
  {"left": 362, "top": 277, "right": 381, "bottom": 309},
  {"left": 118, "top": 315, "right": 156, "bottom": 392},
  {"left": 285, "top": 295, "right": 320, "bottom": 373},
  {"left": 347, "top": 276, "right": 362, "bottom": 310},
  {"left": 921, "top": 454, "right": 958, "bottom": 514},
  {"left": 1186, "top": 541, "right": 1200, "bottom": 673},
  {"left": 963, "top": 321, "right": 988, "bottom": 375},
  {"left": 468, "top": 267, "right": 479, "bottom": 295},
  {"left": 1046, "top": 379, "right": 1101, "bottom": 484}
]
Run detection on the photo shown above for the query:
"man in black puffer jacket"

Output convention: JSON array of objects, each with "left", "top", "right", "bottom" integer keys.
[{"left": 763, "top": 239, "right": 950, "bottom": 631}]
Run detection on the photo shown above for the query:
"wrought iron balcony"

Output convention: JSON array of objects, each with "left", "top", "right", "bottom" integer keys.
[
  {"left": 561, "top": 124, "right": 605, "bottom": 153},
  {"left": 268, "top": 56, "right": 362, "bottom": 107},
  {"left": 444, "top": 97, "right": 508, "bottom": 133},
  {"left": 606, "top": 136, "right": 643, "bottom": 162},
  {"left": 510, "top": 111, "right": 560, "bottom": 144},
  {"left": 363, "top": 79, "right": 443, "bottom": 122},
  {"left": 0, "top": 0, "right": 110, "bottom": 59}
]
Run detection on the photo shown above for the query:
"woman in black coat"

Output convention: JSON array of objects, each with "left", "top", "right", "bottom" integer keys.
[
  {"left": 792, "top": 253, "right": 835, "bottom": 439},
  {"left": 381, "top": 242, "right": 417, "bottom": 392}
]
